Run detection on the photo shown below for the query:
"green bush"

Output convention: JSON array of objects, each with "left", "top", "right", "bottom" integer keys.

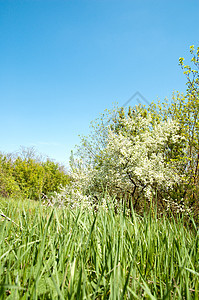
[
  {"left": 67, "top": 45, "right": 199, "bottom": 217},
  {"left": 42, "top": 159, "right": 70, "bottom": 196},
  {"left": 12, "top": 157, "right": 45, "bottom": 200},
  {"left": 147, "top": 45, "right": 199, "bottom": 211},
  {"left": 0, "top": 154, "right": 20, "bottom": 198},
  {"left": 0, "top": 149, "right": 70, "bottom": 200}
]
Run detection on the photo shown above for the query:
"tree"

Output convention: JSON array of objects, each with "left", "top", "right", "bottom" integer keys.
[
  {"left": 56, "top": 45, "right": 198, "bottom": 216},
  {"left": 0, "top": 153, "right": 20, "bottom": 198},
  {"left": 66, "top": 105, "right": 187, "bottom": 213},
  {"left": 178, "top": 46, "right": 199, "bottom": 201},
  {"left": 42, "top": 159, "right": 70, "bottom": 196},
  {"left": 0, "top": 147, "right": 71, "bottom": 200},
  {"left": 148, "top": 45, "right": 199, "bottom": 204},
  {"left": 13, "top": 157, "right": 45, "bottom": 199}
]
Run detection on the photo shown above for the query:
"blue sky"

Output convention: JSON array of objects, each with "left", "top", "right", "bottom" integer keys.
[{"left": 0, "top": 0, "right": 199, "bottom": 166}]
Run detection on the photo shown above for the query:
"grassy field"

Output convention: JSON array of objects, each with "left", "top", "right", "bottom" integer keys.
[{"left": 0, "top": 197, "right": 199, "bottom": 299}]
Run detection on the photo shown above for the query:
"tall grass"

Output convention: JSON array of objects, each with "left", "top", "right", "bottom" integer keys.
[{"left": 0, "top": 197, "right": 198, "bottom": 299}]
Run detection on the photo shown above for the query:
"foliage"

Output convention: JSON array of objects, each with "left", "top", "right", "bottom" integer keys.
[
  {"left": 98, "top": 108, "right": 186, "bottom": 201},
  {"left": 12, "top": 157, "right": 45, "bottom": 199},
  {"left": 42, "top": 159, "right": 70, "bottom": 196},
  {"left": 62, "top": 45, "right": 199, "bottom": 216},
  {"left": 0, "top": 149, "right": 70, "bottom": 200},
  {"left": 0, "top": 154, "right": 20, "bottom": 198},
  {"left": 66, "top": 105, "right": 187, "bottom": 213},
  {"left": 0, "top": 197, "right": 198, "bottom": 299},
  {"left": 148, "top": 45, "right": 199, "bottom": 206}
]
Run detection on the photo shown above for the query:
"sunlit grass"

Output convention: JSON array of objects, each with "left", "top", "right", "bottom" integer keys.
[{"left": 0, "top": 197, "right": 198, "bottom": 299}]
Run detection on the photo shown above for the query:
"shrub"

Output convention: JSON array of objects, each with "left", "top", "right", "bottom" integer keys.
[
  {"left": 66, "top": 105, "right": 187, "bottom": 213},
  {"left": 147, "top": 45, "right": 199, "bottom": 211},
  {"left": 0, "top": 154, "right": 20, "bottom": 198},
  {"left": 0, "top": 148, "right": 70, "bottom": 200},
  {"left": 42, "top": 159, "right": 70, "bottom": 196},
  {"left": 12, "top": 157, "right": 45, "bottom": 200},
  {"left": 63, "top": 45, "right": 199, "bottom": 216}
]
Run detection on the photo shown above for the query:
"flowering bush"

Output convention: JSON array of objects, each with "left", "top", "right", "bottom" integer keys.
[
  {"left": 94, "top": 108, "right": 186, "bottom": 202},
  {"left": 147, "top": 45, "right": 199, "bottom": 210},
  {"left": 54, "top": 105, "right": 187, "bottom": 213},
  {"left": 52, "top": 45, "right": 198, "bottom": 215}
]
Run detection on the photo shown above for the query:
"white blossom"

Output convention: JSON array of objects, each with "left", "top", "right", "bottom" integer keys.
[{"left": 52, "top": 106, "right": 187, "bottom": 208}]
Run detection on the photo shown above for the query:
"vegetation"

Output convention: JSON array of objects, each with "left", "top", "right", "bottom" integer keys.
[
  {"left": 0, "top": 45, "right": 199, "bottom": 298},
  {"left": 54, "top": 45, "right": 199, "bottom": 220},
  {"left": 0, "top": 197, "right": 199, "bottom": 299},
  {"left": 0, "top": 148, "right": 70, "bottom": 200}
]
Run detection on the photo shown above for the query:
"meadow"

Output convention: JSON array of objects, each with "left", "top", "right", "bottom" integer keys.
[{"left": 0, "top": 197, "right": 198, "bottom": 299}]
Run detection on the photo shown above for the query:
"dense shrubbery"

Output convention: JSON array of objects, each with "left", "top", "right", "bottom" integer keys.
[
  {"left": 42, "top": 159, "right": 70, "bottom": 196},
  {"left": 51, "top": 45, "right": 199, "bottom": 218},
  {"left": 0, "top": 155, "right": 21, "bottom": 198},
  {"left": 0, "top": 148, "right": 70, "bottom": 200}
]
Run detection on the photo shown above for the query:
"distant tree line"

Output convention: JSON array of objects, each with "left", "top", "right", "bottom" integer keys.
[{"left": 0, "top": 147, "right": 70, "bottom": 200}]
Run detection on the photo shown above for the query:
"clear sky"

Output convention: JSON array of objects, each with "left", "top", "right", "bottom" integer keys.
[{"left": 0, "top": 0, "right": 199, "bottom": 166}]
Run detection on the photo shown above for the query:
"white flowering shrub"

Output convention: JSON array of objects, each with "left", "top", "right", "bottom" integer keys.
[
  {"left": 51, "top": 105, "right": 187, "bottom": 213},
  {"left": 42, "top": 164, "right": 94, "bottom": 210},
  {"left": 48, "top": 45, "right": 199, "bottom": 217},
  {"left": 91, "top": 107, "right": 186, "bottom": 206},
  {"left": 42, "top": 160, "right": 120, "bottom": 212}
]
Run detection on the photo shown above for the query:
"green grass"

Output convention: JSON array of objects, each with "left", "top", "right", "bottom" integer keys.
[{"left": 0, "top": 197, "right": 199, "bottom": 299}]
